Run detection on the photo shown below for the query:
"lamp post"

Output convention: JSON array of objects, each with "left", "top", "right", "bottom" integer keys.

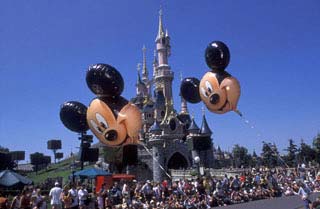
[{"left": 194, "top": 156, "right": 200, "bottom": 178}]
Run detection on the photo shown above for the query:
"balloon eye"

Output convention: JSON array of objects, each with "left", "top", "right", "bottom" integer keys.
[
  {"left": 96, "top": 113, "right": 109, "bottom": 129},
  {"left": 205, "top": 81, "right": 213, "bottom": 94},
  {"left": 201, "top": 87, "right": 208, "bottom": 98},
  {"left": 90, "top": 120, "right": 102, "bottom": 134}
]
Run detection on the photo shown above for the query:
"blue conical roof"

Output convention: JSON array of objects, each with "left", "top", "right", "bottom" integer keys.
[
  {"left": 188, "top": 118, "right": 200, "bottom": 133},
  {"left": 200, "top": 115, "right": 212, "bottom": 136}
]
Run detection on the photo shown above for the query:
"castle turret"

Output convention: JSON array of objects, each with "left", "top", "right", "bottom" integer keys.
[
  {"left": 153, "top": 8, "right": 174, "bottom": 122},
  {"left": 200, "top": 114, "right": 212, "bottom": 136}
]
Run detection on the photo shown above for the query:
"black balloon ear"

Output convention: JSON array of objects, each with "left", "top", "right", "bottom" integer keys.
[
  {"left": 180, "top": 77, "right": 201, "bottom": 103},
  {"left": 205, "top": 41, "right": 230, "bottom": 72},
  {"left": 60, "top": 101, "right": 89, "bottom": 133},
  {"left": 86, "top": 63, "right": 124, "bottom": 97}
]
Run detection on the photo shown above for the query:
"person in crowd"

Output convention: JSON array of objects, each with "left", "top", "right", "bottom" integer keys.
[
  {"left": 61, "top": 186, "right": 72, "bottom": 209},
  {"left": 68, "top": 184, "right": 78, "bottom": 209},
  {"left": 296, "top": 181, "right": 312, "bottom": 209},
  {"left": 0, "top": 193, "right": 8, "bottom": 209},
  {"left": 10, "top": 193, "right": 21, "bottom": 209},
  {"left": 78, "top": 185, "right": 88, "bottom": 209},
  {"left": 20, "top": 189, "right": 31, "bottom": 209},
  {"left": 96, "top": 183, "right": 106, "bottom": 209},
  {"left": 49, "top": 182, "right": 63, "bottom": 209},
  {"left": 109, "top": 182, "right": 122, "bottom": 205},
  {"left": 140, "top": 180, "right": 153, "bottom": 203},
  {"left": 312, "top": 196, "right": 320, "bottom": 209}
]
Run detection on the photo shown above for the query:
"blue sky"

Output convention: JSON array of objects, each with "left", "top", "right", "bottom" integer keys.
[{"left": 0, "top": 0, "right": 319, "bottom": 163}]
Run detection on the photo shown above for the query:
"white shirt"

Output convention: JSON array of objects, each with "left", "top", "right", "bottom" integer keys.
[
  {"left": 49, "top": 186, "right": 62, "bottom": 205},
  {"left": 68, "top": 188, "right": 79, "bottom": 207},
  {"left": 78, "top": 189, "right": 88, "bottom": 201}
]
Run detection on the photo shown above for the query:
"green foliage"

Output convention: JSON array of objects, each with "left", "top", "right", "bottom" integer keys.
[
  {"left": 30, "top": 152, "right": 51, "bottom": 173},
  {"left": 232, "top": 144, "right": 251, "bottom": 168},
  {"left": 261, "top": 141, "right": 279, "bottom": 168},
  {"left": 284, "top": 139, "right": 298, "bottom": 167},
  {"left": 298, "top": 139, "right": 315, "bottom": 164},
  {"left": 313, "top": 133, "right": 320, "bottom": 164}
]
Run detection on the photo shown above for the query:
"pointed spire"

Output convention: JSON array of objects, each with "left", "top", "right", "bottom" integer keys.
[
  {"left": 156, "top": 7, "right": 164, "bottom": 40},
  {"left": 153, "top": 49, "right": 158, "bottom": 65},
  {"left": 200, "top": 108, "right": 212, "bottom": 136},
  {"left": 165, "top": 29, "right": 169, "bottom": 37},
  {"left": 188, "top": 113, "right": 200, "bottom": 134},
  {"left": 180, "top": 72, "right": 188, "bottom": 114},
  {"left": 142, "top": 45, "right": 148, "bottom": 82},
  {"left": 136, "top": 63, "right": 142, "bottom": 84}
]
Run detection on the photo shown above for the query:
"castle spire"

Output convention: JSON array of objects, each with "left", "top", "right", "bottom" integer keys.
[
  {"left": 136, "top": 63, "right": 142, "bottom": 84},
  {"left": 141, "top": 45, "right": 148, "bottom": 82},
  {"left": 180, "top": 72, "right": 188, "bottom": 114},
  {"left": 156, "top": 8, "right": 164, "bottom": 40},
  {"left": 200, "top": 108, "right": 212, "bottom": 136}
]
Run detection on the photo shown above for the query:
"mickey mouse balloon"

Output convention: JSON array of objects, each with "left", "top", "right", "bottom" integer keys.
[
  {"left": 86, "top": 64, "right": 142, "bottom": 146},
  {"left": 181, "top": 41, "right": 241, "bottom": 114}
]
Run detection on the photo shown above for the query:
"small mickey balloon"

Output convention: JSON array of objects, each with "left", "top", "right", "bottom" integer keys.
[{"left": 181, "top": 41, "right": 241, "bottom": 115}]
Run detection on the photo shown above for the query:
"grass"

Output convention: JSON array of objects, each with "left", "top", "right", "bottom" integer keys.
[{"left": 27, "top": 158, "right": 78, "bottom": 185}]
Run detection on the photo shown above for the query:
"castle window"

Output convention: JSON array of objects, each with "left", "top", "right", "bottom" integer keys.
[{"left": 169, "top": 119, "right": 176, "bottom": 131}]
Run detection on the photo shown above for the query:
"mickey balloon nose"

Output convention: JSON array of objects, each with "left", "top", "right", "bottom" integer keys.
[
  {"left": 205, "top": 41, "right": 230, "bottom": 72},
  {"left": 60, "top": 101, "right": 89, "bottom": 133},
  {"left": 86, "top": 63, "right": 124, "bottom": 97}
]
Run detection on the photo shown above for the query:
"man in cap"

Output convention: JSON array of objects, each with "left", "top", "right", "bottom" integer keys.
[{"left": 49, "top": 182, "right": 63, "bottom": 209}]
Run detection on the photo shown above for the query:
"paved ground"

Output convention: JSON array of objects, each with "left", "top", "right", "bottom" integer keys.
[{"left": 221, "top": 193, "right": 319, "bottom": 209}]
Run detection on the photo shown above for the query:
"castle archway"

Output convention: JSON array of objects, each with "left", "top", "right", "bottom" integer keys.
[{"left": 167, "top": 152, "right": 188, "bottom": 169}]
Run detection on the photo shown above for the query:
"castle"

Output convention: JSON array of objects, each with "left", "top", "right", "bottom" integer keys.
[{"left": 130, "top": 10, "right": 215, "bottom": 182}]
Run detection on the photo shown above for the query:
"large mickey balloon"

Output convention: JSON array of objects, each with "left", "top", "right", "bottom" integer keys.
[
  {"left": 60, "top": 101, "right": 89, "bottom": 133},
  {"left": 86, "top": 64, "right": 142, "bottom": 147},
  {"left": 181, "top": 41, "right": 241, "bottom": 114}
]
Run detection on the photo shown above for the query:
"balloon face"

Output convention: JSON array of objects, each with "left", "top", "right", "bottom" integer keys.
[
  {"left": 205, "top": 41, "right": 230, "bottom": 72},
  {"left": 87, "top": 98, "right": 142, "bottom": 146},
  {"left": 60, "top": 101, "right": 89, "bottom": 133},
  {"left": 180, "top": 77, "right": 201, "bottom": 103},
  {"left": 86, "top": 63, "right": 124, "bottom": 97},
  {"left": 199, "top": 72, "right": 240, "bottom": 114}
]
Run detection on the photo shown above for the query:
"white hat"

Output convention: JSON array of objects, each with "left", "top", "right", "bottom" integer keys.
[{"left": 55, "top": 182, "right": 59, "bottom": 186}]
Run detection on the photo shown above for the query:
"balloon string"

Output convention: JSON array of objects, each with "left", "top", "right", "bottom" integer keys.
[
  {"left": 235, "top": 110, "right": 290, "bottom": 168},
  {"left": 138, "top": 141, "right": 172, "bottom": 179}
]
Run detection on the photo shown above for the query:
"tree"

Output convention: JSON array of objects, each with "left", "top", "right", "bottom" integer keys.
[
  {"left": 30, "top": 152, "right": 51, "bottom": 173},
  {"left": 232, "top": 144, "right": 251, "bottom": 168},
  {"left": 261, "top": 141, "right": 279, "bottom": 168},
  {"left": 312, "top": 133, "right": 320, "bottom": 164},
  {"left": 298, "top": 139, "right": 315, "bottom": 165},
  {"left": 284, "top": 139, "right": 298, "bottom": 167},
  {"left": 0, "top": 146, "right": 16, "bottom": 170}
]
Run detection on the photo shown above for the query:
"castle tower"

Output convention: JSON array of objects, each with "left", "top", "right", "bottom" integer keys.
[{"left": 153, "top": 8, "right": 174, "bottom": 122}]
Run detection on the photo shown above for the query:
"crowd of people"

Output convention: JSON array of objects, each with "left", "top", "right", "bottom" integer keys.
[{"left": 1, "top": 166, "right": 320, "bottom": 209}]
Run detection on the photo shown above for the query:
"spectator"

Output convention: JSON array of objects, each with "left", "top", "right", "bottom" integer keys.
[
  {"left": 68, "top": 184, "right": 78, "bottom": 209},
  {"left": 49, "top": 182, "right": 63, "bottom": 209},
  {"left": 10, "top": 193, "right": 21, "bottom": 209},
  {"left": 78, "top": 185, "right": 88, "bottom": 209}
]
